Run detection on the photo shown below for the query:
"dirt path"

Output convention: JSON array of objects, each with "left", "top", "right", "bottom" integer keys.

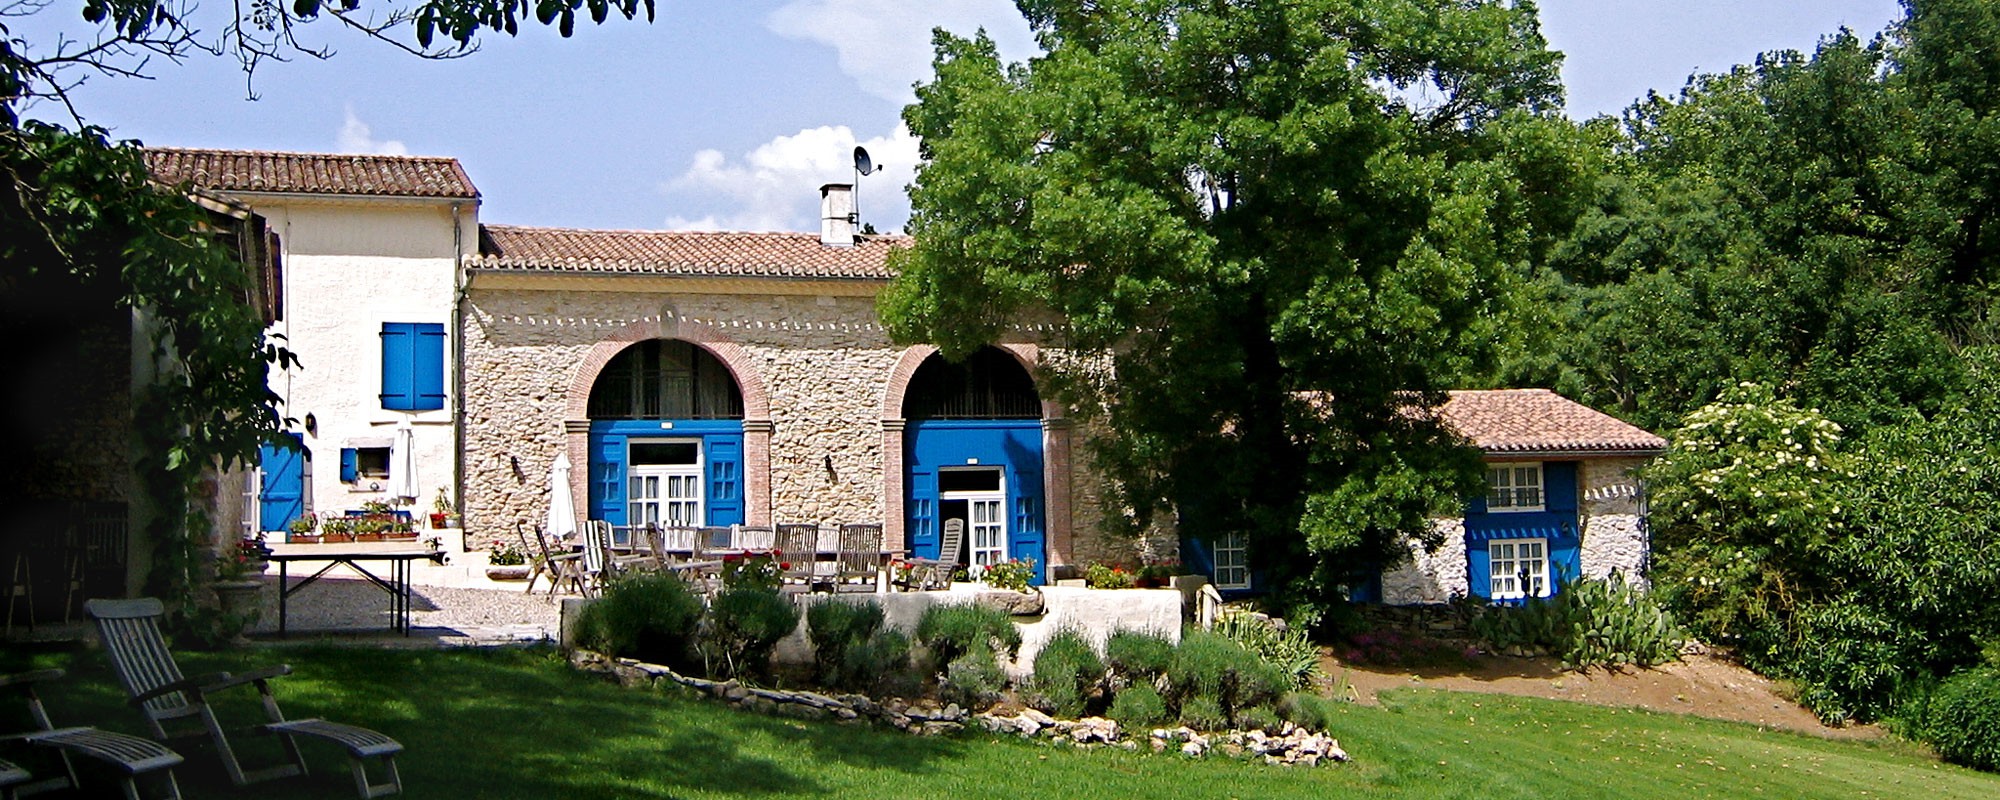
[{"left": 1327, "top": 652, "right": 1884, "bottom": 740}]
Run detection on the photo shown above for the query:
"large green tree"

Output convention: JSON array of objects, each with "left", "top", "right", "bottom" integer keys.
[
  {"left": 883, "top": 0, "right": 1593, "bottom": 614},
  {"left": 1508, "top": 0, "right": 2000, "bottom": 434}
]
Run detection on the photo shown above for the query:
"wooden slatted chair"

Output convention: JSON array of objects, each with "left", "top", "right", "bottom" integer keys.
[
  {"left": 83, "top": 599, "right": 404, "bottom": 799},
  {"left": 833, "top": 523, "right": 884, "bottom": 593},
  {"left": 774, "top": 523, "right": 823, "bottom": 591},
  {"left": 526, "top": 527, "right": 588, "bottom": 597},
  {"left": 1, "top": 669, "right": 184, "bottom": 800},
  {"left": 732, "top": 525, "right": 775, "bottom": 551},
  {"left": 897, "top": 518, "right": 962, "bottom": 591}
]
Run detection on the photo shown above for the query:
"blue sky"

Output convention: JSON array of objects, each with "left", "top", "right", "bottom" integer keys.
[{"left": 17, "top": 0, "right": 1905, "bottom": 233}]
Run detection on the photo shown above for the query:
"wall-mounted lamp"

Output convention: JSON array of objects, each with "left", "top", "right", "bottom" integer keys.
[
  {"left": 510, "top": 455, "right": 526, "bottom": 484},
  {"left": 824, "top": 454, "right": 838, "bottom": 483},
  {"left": 303, "top": 413, "right": 317, "bottom": 437}
]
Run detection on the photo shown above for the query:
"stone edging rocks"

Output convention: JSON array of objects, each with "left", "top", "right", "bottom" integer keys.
[{"left": 570, "top": 649, "right": 1349, "bottom": 767}]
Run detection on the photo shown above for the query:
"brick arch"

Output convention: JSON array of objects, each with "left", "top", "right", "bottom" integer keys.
[
  {"left": 562, "top": 316, "right": 773, "bottom": 526},
  {"left": 880, "top": 343, "right": 1072, "bottom": 570},
  {"left": 564, "top": 316, "right": 770, "bottom": 421},
  {"left": 879, "top": 343, "right": 1061, "bottom": 423}
]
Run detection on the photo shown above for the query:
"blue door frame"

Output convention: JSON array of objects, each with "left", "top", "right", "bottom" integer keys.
[
  {"left": 587, "top": 419, "right": 746, "bottom": 531},
  {"left": 906, "top": 419, "right": 1046, "bottom": 584}
]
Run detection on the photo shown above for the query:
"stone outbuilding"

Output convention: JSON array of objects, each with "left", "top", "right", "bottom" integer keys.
[{"left": 1370, "top": 389, "right": 1668, "bottom": 605}]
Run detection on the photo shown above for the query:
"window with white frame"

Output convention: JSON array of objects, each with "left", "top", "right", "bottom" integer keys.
[
  {"left": 1213, "top": 531, "right": 1249, "bottom": 590},
  {"left": 1489, "top": 538, "right": 1549, "bottom": 600},
  {"left": 1485, "top": 462, "right": 1544, "bottom": 511}
]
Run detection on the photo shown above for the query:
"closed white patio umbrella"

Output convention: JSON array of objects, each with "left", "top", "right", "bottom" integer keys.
[
  {"left": 546, "top": 452, "right": 578, "bottom": 542},
  {"left": 389, "top": 422, "right": 419, "bottom": 502}
]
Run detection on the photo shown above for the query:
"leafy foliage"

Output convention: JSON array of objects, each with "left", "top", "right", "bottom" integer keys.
[
  {"left": 806, "top": 600, "right": 885, "bottom": 684},
  {"left": 1907, "top": 668, "right": 2000, "bottom": 772},
  {"left": 1103, "top": 629, "right": 1177, "bottom": 683},
  {"left": 1212, "top": 613, "right": 1323, "bottom": 690},
  {"left": 1167, "top": 630, "right": 1287, "bottom": 726},
  {"left": 698, "top": 586, "right": 799, "bottom": 681},
  {"left": 1027, "top": 629, "right": 1105, "bottom": 718},
  {"left": 915, "top": 603, "right": 1021, "bottom": 668},
  {"left": 1469, "top": 575, "right": 1687, "bottom": 670},
  {"left": 574, "top": 571, "right": 703, "bottom": 670},
  {"left": 940, "top": 640, "right": 1008, "bottom": 709},
  {"left": 884, "top": 0, "right": 1576, "bottom": 614},
  {"left": 1106, "top": 681, "right": 1168, "bottom": 731}
]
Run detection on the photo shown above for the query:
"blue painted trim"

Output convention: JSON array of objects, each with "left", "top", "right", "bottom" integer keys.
[
  {"left": 905, "top": 418, "right": 1046, "bottom": 584},
  {"left": 586, "top": 420, "right": 745, "bottom": 528}
]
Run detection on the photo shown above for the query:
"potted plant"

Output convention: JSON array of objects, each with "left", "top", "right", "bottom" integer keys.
[
  {"left": 320, "top": 516, "right": 354, "bottom": 543},
  {"left": 485, "top": 539, "right": 529, "bottom": 581},
  {"left": 287, "top": 512, "right": 321, "bottom": 544},
  {"left": 430, "top": 487, "right": 453, "bottom": 529}
]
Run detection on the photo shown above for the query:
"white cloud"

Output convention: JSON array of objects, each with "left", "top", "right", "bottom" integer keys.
[
  {"left": 663, "top": 123, "right": 921, "bottom": 233},
  {"left": 766, "top": 0, "right": 1038, "bottom": 103},
  {"left": 336, "top": 107, "right": 409, "bottom": 156}
]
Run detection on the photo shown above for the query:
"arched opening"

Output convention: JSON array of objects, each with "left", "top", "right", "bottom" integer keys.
[
  {"left": 585, "top": 339, "right": 747, "bottom": 539},
  {"left": 901, "top": 347, "right": 1047, "bottom": 583}
]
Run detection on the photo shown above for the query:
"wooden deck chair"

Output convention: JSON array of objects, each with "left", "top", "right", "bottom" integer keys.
[
  {"left": 833, "top": 524, "right": 884, "bottom": 593},
  {"left": 732, "top": 525, "right": 775, "bottom": 551},
  {"left": 897, "top": 518, "right": 962, "bottom": 591},
  {"left": 1, "top": 669, "right": 184, "bottom": 800},
  {"left": 773, "top": 524, "right": 822, "bottom": 590},
  {"left": 83, "top": 599, "right": 404, "bottom": 799},
  {"left": 526, "top": 528, "right": 588, "bottom": 597}
]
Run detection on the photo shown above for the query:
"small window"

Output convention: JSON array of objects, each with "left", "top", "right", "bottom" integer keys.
[
  {"left": 939, "top": 468, "right": 1002, "bottom": 493},
  {"left": 1212, "top": 531, "right": 1249, "bottom": 590},
  {"left": 1486, "top": 462, "right": 1544, "bottom": 511},
  {"left": 339, "top": 446, "right": 391, "bottom": 483},
  {"left": 630, "top": 441, "right": 700, "bottom": 466},
  {"left": 1489, "top": 538, "right": 1550, "bottom": 600}
]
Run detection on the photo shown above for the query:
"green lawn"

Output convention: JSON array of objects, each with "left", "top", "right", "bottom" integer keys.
[{"left": 9, "top": 644, "right": 1996, "bottom": 799}]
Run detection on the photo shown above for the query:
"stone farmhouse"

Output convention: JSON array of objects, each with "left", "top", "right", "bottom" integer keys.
[{"left": 124, "top": 147, "right": 1663, "bottom": 603}]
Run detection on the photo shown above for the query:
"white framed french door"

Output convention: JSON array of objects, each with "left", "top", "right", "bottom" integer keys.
[
  {"left": 628, "top": 440, "right": 703, "bottom": 537},
  {"left": 941, "top": 467, "right": 1006, "bottom": 568}
]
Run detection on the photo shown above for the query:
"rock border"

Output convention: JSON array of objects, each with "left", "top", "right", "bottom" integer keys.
[{"left": 570, "top": 649, "right": 1348, "bottom": 766}]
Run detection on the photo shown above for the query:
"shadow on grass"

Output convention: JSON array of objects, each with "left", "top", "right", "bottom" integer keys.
[{"left": 18, "top": 644, "right": 968, "bottom": 799}]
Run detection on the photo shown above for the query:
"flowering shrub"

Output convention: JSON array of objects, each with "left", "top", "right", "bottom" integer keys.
[
  {"left": 1084, "top": 562, "right": 1136, "bottom": 589},
  {"left": 983, "top": 558, "right": 1035, "bottom": 592},
  {"left": 1137, "top": 557, "right": 1181, "bottom": 582},
  {"left": 720, "top": 550, "right": 786, "bottom": 592},
  {"left": 487, "top": 539, "right": 527, "bottom": 566},
  {"left": 216, "top": 538, "right": 265, "bottom": 580},
  {"left": 1337, "top": 627, "right": 1475, "bottom": 668}
]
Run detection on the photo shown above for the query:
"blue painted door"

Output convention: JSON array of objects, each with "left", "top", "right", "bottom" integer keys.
[
  {"left": 906, "top": 420, "right": 1046, "bottom": 584},
  {"left": 588, "top": 421, "right": 745, "bottom": 528},
  {"left": 259, "top": 436, "right": 305, "bottom": 533}
]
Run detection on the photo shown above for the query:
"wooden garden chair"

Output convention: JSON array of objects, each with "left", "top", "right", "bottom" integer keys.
[
  {"left": 1, "top": 669, "right": 184, "bottom": 800},
  {"left": 526, "top": 526, "right": 588, "bottom": 597},
  {"left": 897, "top": 518, "right": 962, "bottom": 592},
  {"left": 832, "top": 523, "right": 885, "bottom": 593},
  {"left": 774, "top": 523, "right": 823, "bottom": 591},
  {"left": 83, "top": 599, "right": 404, "bottom": 799}
]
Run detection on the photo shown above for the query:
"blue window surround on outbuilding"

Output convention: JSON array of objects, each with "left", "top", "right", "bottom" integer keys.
[
  {"left": 905, "top": 419, "right": 1047, "bottom": 585},
  {"left": 1464, "top": 461, "right": 1581, "bottom": 603},
  {"left": 1179, "top": 533, "right": 1269, "bottom": 599},
  {"left": 587, "top": 419, "right": 745, "bottom": 529},
  {"left": 380, "top": 322, "right": 447, "bottom": 411}
]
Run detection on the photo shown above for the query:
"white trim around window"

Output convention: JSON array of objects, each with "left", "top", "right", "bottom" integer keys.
[
  {"left": 1489, "top": 538, "right": 1550, "bottom": 600},
  {"left": 1213, "top": 531, "right": 1249, "bottom": 590},
  {"left": 1485, "top": 462, "right": 1545, "bottom": 512}
]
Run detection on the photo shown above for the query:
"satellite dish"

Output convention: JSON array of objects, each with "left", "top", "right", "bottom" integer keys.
[{"left": 854, "top": 146, "right": 878, "bottom": 176}]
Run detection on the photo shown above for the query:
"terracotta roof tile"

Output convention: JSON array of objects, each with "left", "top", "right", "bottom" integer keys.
[
  {"left": 1439, "top": 389, "right": 1666, "bottom": 456},
  {"left": 143, "top": 147, "right": 479, "bottom": 199},
  {"left": 474, "top": 225, "right": 905, "bottom": 281}
]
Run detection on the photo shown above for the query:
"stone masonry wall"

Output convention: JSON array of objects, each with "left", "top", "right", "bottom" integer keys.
[
  {"left": 461, "top": 286, "right": 1128, "bottom": 566},
  {"left": 1577, "top": 457, "right": 1650, "bottom": 588}
]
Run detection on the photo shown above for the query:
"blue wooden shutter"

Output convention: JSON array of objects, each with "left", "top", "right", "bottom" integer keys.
[
  {"left": 1467, "top": 543, "right": 1493, "bottom": 600},
  {"left": 380, "top": 323, "right": 413, "bottom": 409},
  {"left": 705, "top": 434, "right": 743, "bottom": 526},
  {"left": 589, "top": 430, "right": 627, "bottom": 525},
  {"left": 908, "top": 467, "right": 937, "bottom": 558},
  {"left": 413, "top": 324, "right": 447, "bottom": 410},
  {"left": 1546, "top": 462, "right": 1582, "bottom": 587},
  {"left": 380, "top": 322, "right": 445, "bottom": 411},
  {"left": 339, "top": 447, "right": 358, "bottom": 483}
]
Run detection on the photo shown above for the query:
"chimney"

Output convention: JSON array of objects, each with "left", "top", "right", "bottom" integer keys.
[{"left": 820, "top": 183, "right": 856, "bottom": 247}]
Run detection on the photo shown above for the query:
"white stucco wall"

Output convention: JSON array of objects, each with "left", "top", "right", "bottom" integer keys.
[
  {"left": 244, "top": 198, "right": 474, "bottom": 536},
  {"left": 1380, "top": 456, "right": 1653, "bottom": 604}
]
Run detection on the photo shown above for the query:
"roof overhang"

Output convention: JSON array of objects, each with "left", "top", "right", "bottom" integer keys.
[
  {"left": 1480, "top": 448, "right": 1665, "bottom": 461},
  {"left": 464, "top": 269, "right": 885, "bottom": 297}
]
